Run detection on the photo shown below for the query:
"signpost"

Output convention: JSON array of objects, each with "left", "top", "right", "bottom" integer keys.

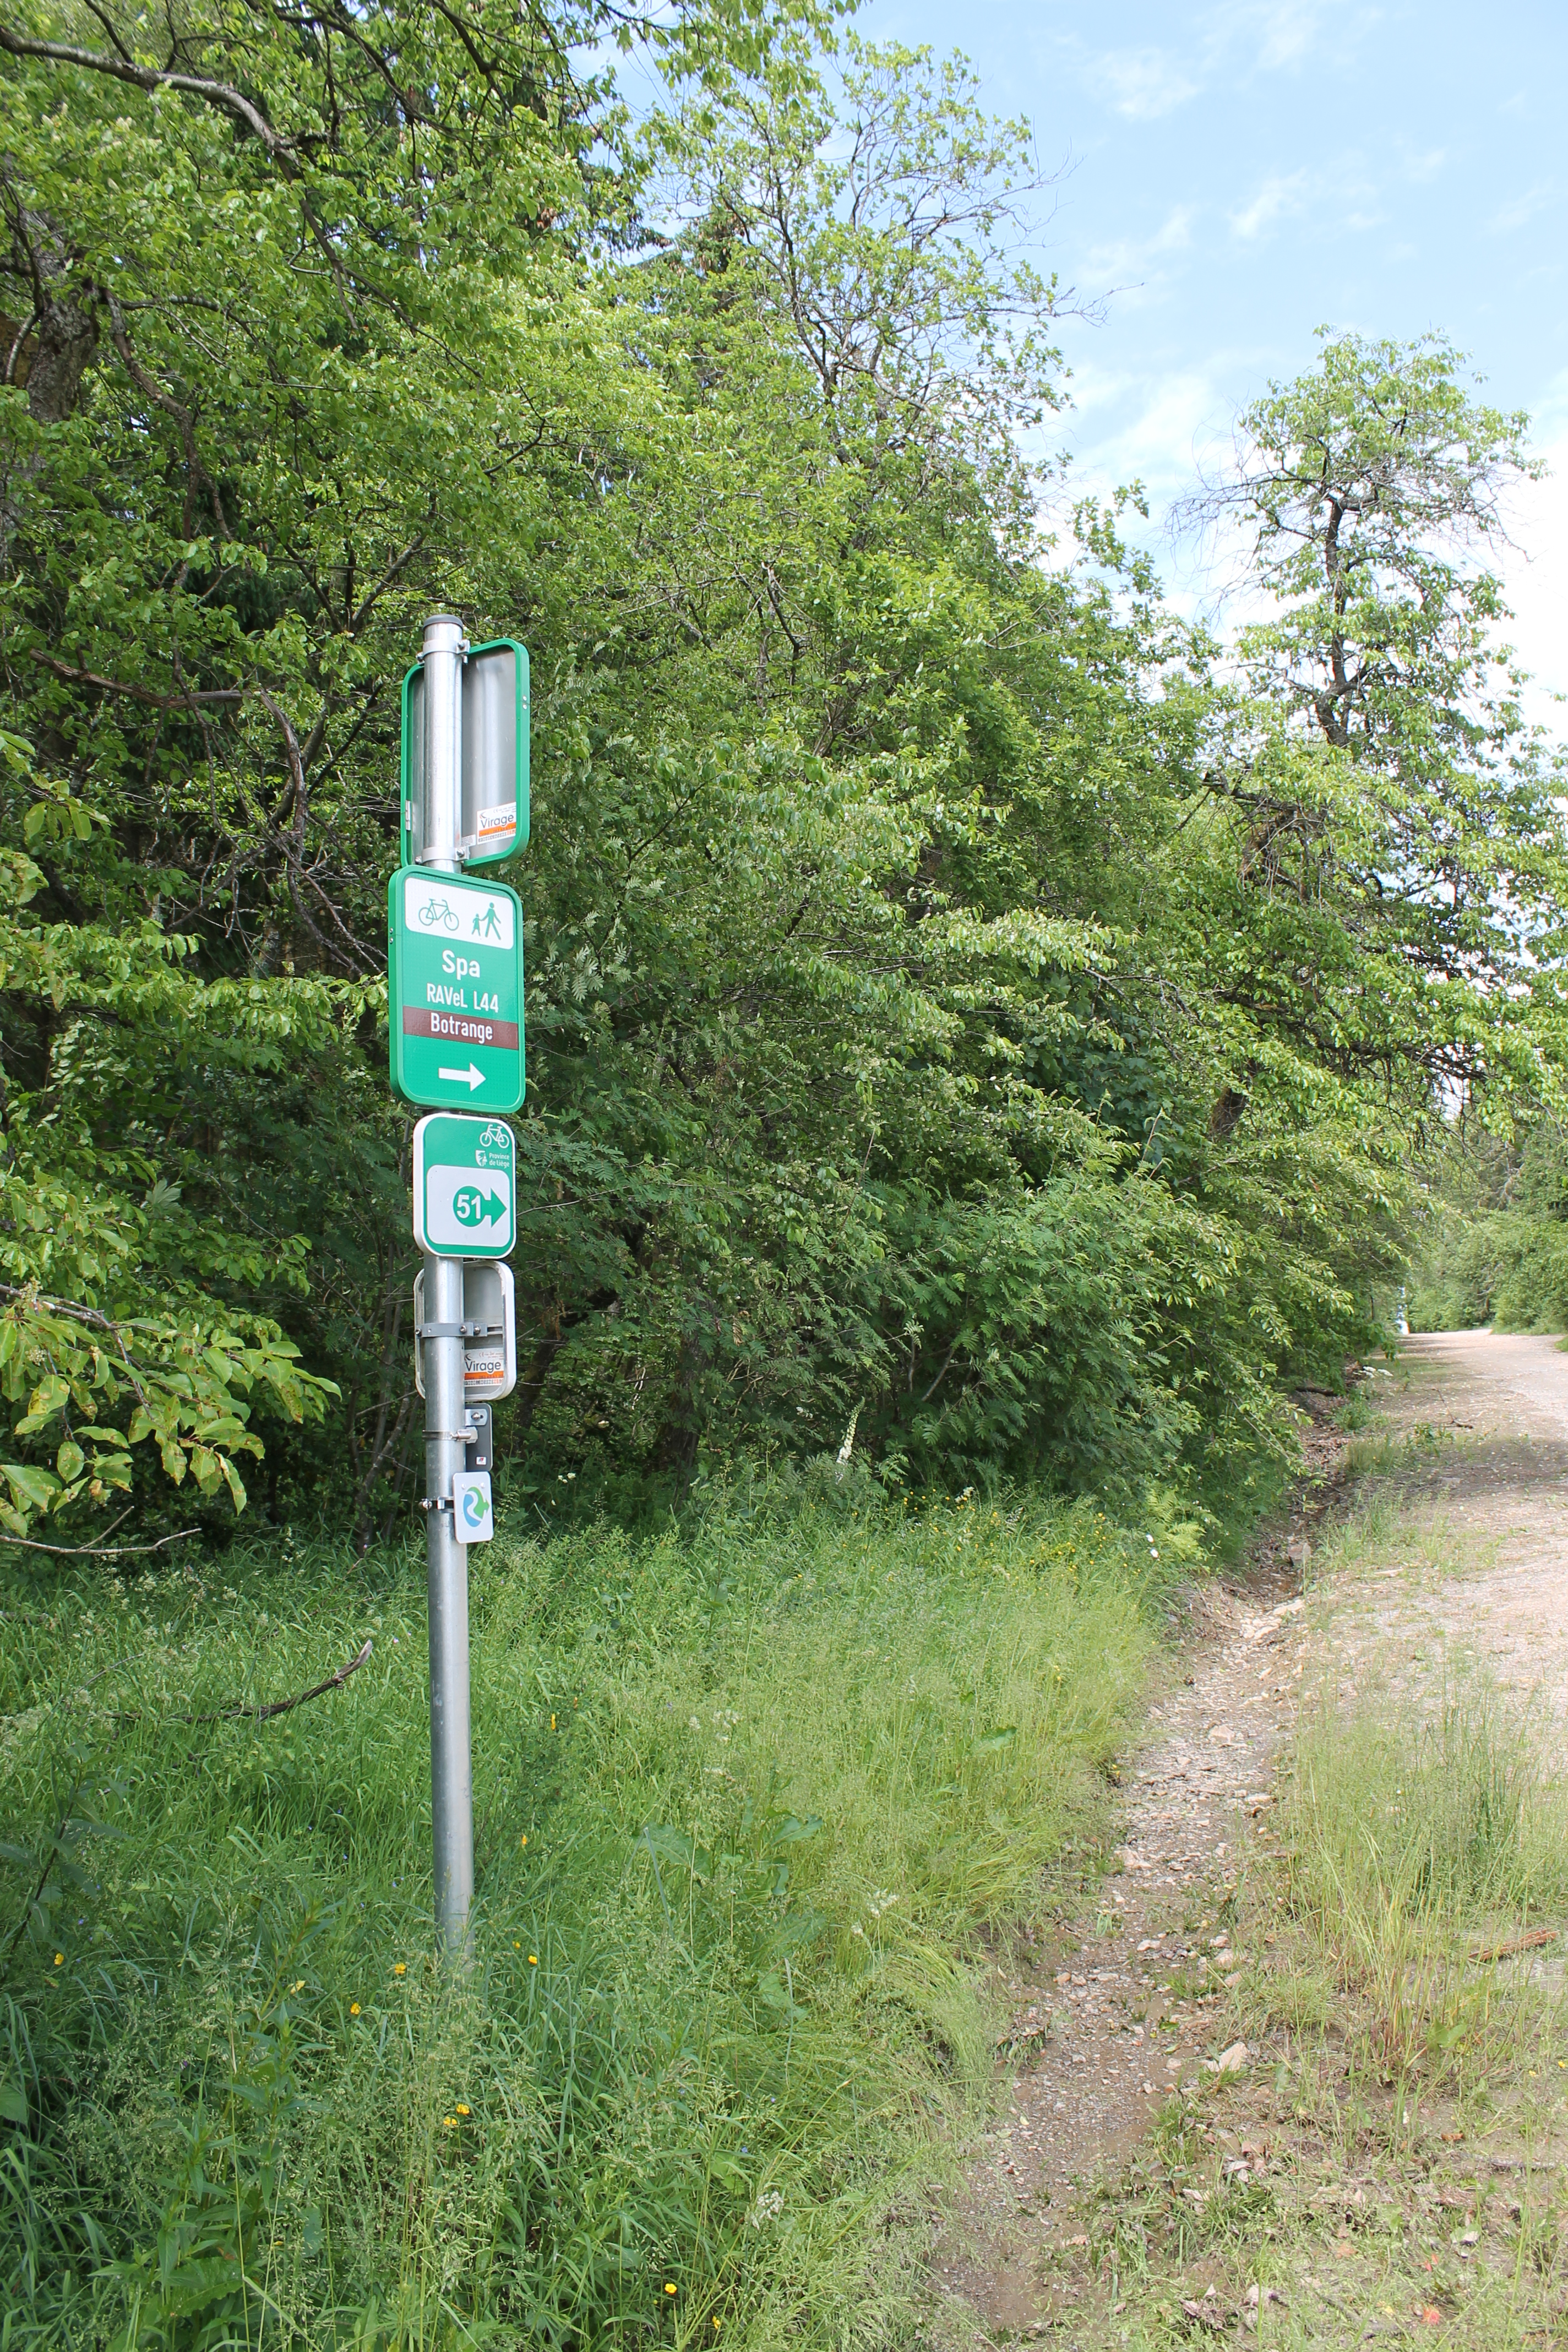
[{"left": 394, "top": 608, "right": 529, "bottom": 1961}]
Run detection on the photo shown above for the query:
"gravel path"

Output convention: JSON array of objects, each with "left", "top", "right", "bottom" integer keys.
[{"left": 940, "top": 1334, "right": 1568, "bottom": 2333}]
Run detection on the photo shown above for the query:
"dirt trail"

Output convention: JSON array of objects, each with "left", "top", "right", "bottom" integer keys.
[
  {"left": 1357, "top": 1331, "right": 1568, "bottom": 1722},
  {"left": 942, "top": 1333, "right": 1568, "bottom": 2334}
]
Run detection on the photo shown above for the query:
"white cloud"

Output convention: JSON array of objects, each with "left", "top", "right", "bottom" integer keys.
[
  {"left": 1226, "top": 157, "right": 1383, "bottom": 241},
  {"left": 1245, "top": 3, "right": 1327, "bottom": 69},
  {"left": 1062, "top": 359, "right": 1245, "bottom": 507},
  {"left": 1064, "top": 4, "right": 1377, "bottom": 128},
  {"left": 1229, "top": 170, "right": 1312, "bottom": 239},
  {"left": 1197, "top": 0, "right": 1380, "bottom": 75},
  {"left": 1082, "top": 205, "right": 1199, "bottom": 292},
  {"left": 1490, "top": 184, "right": 1558, "bottom": 234},
  {"left": 1085, "top": 46, "right": 1201, "bottom": 119},
  {"left": 1400, "top": 145, "right": 1447, "bottom": 183}
]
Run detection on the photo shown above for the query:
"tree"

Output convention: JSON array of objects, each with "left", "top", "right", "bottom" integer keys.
[
  {"left": 1183, "top": 331, "right": 1568, "bottom": 1105},
  {"left": 5, "top": 23, "right": 1564, "bottom": 1540},
  {"left": 0, "top": 0, "right": 807, "bottom": 1535}
]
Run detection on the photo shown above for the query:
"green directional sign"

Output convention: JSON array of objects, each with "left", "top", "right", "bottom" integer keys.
[
  {"left": 389, "top": 866, "right": 524, "bottom": 1112},
  {"left": 412, "top": 1114, "right": 515, "bottom": 1257}
]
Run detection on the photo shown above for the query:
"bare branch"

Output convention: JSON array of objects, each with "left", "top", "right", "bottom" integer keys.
[
  {"left": 105, "top": 292, "right": 232, "bottom": 540},
  {"left": 0, "top": 1525, "right": 198, "bottom": 1560},
  {"left": 30, "top": 651, "right": 242, "bottom": 709},
  {"left": 192, "top": 1635, "right": 373, "bottom": 1723}
]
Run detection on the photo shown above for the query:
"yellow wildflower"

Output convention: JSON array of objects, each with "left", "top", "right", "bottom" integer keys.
[
  {"left": 529, "top": 1953, "right": 538, "bottom": 1966},
  {"left": 53, "top": 1954, "right": 63, "bottom": 1967},
  {"left": 393, "top": 1963, "right": 406, "bottom": 1977},
  {"left": 350, "top": 2002, "right": 361, "bottom": 2016},
  {"left": 456, "top": 2103, "right": 470, "bottom": 2116}
]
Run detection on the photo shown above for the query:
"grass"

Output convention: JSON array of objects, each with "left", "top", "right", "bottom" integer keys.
[
  {"left": 1017, "top": 1466, "right": 1568, "bottom": 2352},
  {"left": 0, "top": 1477, "right": 1164, "bottom": 2349},
  {"left": 1072, "top": 1673, "right": 1568, "bottom": 2350},
  {"left": 1280, "top": 1682, "right": 1568, "bottom": 2101}
]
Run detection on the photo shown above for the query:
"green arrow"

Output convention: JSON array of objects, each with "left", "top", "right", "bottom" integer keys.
[{"left": 452, "top": 1185, "right": 505, "bottom": 1227}]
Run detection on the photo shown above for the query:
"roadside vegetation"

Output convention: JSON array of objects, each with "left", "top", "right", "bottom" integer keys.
[
  {"left": 2, "top": 1479, "right": 1170, "bottom": 2346},
  {"left": 3, "top": 5, "right": 1563, "bottom": 1551}
]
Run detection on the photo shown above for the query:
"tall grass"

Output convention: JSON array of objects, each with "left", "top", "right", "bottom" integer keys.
[
  {"left": 0, "top": 1481, "right": 1161, "bottom": 2348},
  {"left": 1281, "top": 1683, "right": 1568, "bottom": 2089}
]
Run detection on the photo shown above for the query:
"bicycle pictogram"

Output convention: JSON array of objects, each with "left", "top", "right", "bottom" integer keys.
[{"left": 418, "top": 895, "right": 461, "bottom": 932}]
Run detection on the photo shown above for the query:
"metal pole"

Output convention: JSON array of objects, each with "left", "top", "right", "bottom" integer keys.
[{"left": 419, "top": 611, "right": 473, "bottom": 1956}]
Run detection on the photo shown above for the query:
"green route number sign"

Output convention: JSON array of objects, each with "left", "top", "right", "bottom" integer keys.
[
  {"left": 412, "top": 1114, "right": 516, "bottom": 1257},
  {"left": 389, "top": 867, "right": 524, "bottom": 1112}
]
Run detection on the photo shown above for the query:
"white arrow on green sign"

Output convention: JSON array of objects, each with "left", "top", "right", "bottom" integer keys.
[
  {"left": 412, "top": 1114, "right": 516, "bottom": 1257},
  {"left": 389, "top": 866, "right": 524, "bottom": 1112}
]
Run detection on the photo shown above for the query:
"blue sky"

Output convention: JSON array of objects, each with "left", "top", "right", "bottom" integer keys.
[{"left": 857, "top": 0, "right": 1568, "bottom": 714}]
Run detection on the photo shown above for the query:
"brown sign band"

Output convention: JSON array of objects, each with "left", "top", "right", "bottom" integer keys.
[{"left": 402, "top": 1008, "right": 520, "bottom": 1050}]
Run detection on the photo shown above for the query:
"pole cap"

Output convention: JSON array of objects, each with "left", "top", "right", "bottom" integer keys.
[{"left": 421, "top": 611, "right": 466, "bottom": 656}]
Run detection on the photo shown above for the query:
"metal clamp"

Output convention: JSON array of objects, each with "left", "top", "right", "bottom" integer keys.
[
  {"left": 414, "top": 838, "right": 481, "bottom": 865},
  {"left": 418, "top": 1495, "right": 454, "bottom": 1514},
  {"left": 417, "top": 1320, "right": 465, "bottom": 1339},
  {"left": 424, "top": 1429, "right": 472, "bottom": 1444}
]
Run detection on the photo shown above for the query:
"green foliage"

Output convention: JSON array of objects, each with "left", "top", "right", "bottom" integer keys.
[
  {"left": 0, "top": 825, "right": 338, "bottom": 1532},
  {"left": 0, "top": 1488, "right": 1155, "bottom": 2344},
  {"left": 1412, "top": 1206, "right": 1568, "bottom": 1334},
  {"left": 1408, "top": 1119, "right": 1568, "bottom": 1332},
  {"left": 1197, "top": 329, "right": 1568, "bottom": 1107},
  {"left": 0, "top": 9, "right": 1561, "bottom": 1537}
]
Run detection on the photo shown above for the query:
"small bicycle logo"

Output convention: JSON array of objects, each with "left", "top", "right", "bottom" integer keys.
[
  {"left": 477, "top": 1121, "right": 509, "bottom": 1148},
  {"left": 418, "top": 896, "right": 460, "bottom": 932}
]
